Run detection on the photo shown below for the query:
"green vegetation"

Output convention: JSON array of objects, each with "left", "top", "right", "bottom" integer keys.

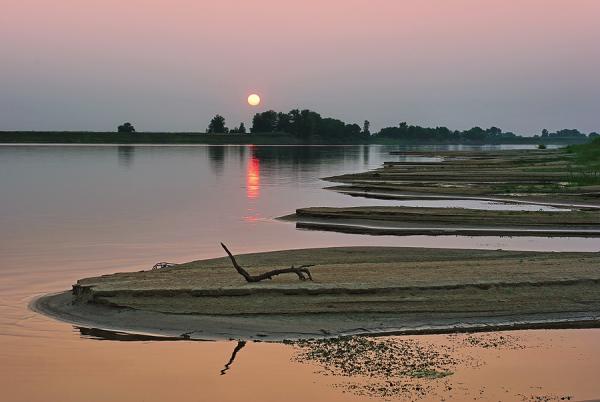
[
  {"left": 568, "top": 137, "right": 600, "bottom": 167},
  {"left": 117, "top": 122, "right": 135, "bottom": 133},
  {"left": 250, "top": 109, "right": 368, "bottom": 142},
  {"left": 567, "top": 137, "right": 600, "bottom": 185},
  {"left": 325, "top": 148, "right": 600, "bottom": 205},
  {"left": 2, "top": 109, "right": 596, "bottom": 144},
  {"left": 207, "top": 114, "right": 227, "bottom": 133},
  {"left": 373, "top": 124, "right": 593, "bottom": 144},
  {"left": 0, "top": 131, "right": 302, "bottom": 144}
]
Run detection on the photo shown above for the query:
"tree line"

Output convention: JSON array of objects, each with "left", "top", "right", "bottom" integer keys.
[
  {"left": 202, "top": 109, "right": 369, "bottom": 142},
  {"left": 117, "top": 111, "right": 598, "bottom": 144}
]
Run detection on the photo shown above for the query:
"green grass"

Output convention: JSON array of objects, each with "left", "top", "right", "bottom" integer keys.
[
  {"left": 566, "top": 138, "right": 600, "bottom": 185},
  {"left": 567, "top": 137, "right": 600, "bottom": 166},
  {"left": 0, "top": 131, "right": 592, "bottom": 145},
  {"left": 0, "top": 131, "right": 303, "bottom": 145}
]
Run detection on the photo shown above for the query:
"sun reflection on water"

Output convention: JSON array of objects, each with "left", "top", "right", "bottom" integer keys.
[
  {"left": 244, "top": 150, "right": 261, "bottom": 222},
  {"left": 246, "top": 153, "right": 260, "bottom": 200}
]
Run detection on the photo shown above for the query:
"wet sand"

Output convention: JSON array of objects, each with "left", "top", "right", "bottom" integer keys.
[
  {"left": 324, "top": 149, "right": 600, "bottom": 207},
  {"left": 33, "top": 247, "right": 600, "bottom": 340},
  {"left": 283, "top": 206, "right": 600, "bottom": 237}
]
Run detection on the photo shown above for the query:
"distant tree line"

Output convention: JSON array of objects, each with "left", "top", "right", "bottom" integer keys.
[
  {"left": 201, "top": 109, "right": 369, "bottom": 142},
  {"left": 541, "top": 128, "right": 598, "bottom": 139},
  {"left": 250, "top": 109, "right": 369, "bottom": 142},
  {"left": 116, "top": 113, "right": 597, "bottom": 145},
  {"left": 375, "top": 124, "right": 599, "bottom": 144},
  {"left": 206, "top": 115, "right": 246, "bottom": 134}
]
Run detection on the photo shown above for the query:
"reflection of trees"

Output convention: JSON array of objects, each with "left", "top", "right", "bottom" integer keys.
[
  {"left": 206, "top": 145, "right": 364, "bottom": 179},
  {"left": 362, "top": 145, "right": 370, "bottom": 166},
  {"left": 118, "top": 146, "right": 135, "bottom": 168},
  {"left": 248, "top": 146, "right": 364, "bottom": 184},
  {"left": 220, "top": 341, "right": 247, "bottom": 375},
  {"left": 238, "top": 146, "right": 246, "bottom": 163},
  {"left": 208, "top": 146, "right": 225, "bottom": 175},
  {"left": 251, "top": 146, "right": 360, "bottom": 167}
]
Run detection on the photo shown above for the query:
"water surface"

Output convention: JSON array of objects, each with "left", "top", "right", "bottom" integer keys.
[{"left": 1, "top": 144, "right": 598, "bottom": 401}]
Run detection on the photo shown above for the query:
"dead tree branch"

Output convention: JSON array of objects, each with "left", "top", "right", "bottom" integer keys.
[
  {"left": 221, "top": 243, "right": 314, "bottom": 282},
  {"left": 152, "top": 262, "right": 178, "bottom": 270}
]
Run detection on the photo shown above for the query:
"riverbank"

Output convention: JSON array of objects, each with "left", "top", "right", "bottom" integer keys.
[
  {"left": 325, "top": 147, "right": 600, "bottom": 206},
  {"left": 0, "top": 131, "right": 304, "bottom": 145},
  {"left": 0, "top": 131, "right": 589, "bottom": 145},
  {"left": 33, "top": 246, "right": 600, "bottom": 340},
  {"left": 283, "top": 207, "right": 600, "bottom": 237}
]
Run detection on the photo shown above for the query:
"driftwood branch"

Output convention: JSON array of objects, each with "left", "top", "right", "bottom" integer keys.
[
  {"left": 221, "top": 243, "right": 314, "bottom": 282},
  {"left": 152, "top": 262, "right": 178, "bottom": 270}
]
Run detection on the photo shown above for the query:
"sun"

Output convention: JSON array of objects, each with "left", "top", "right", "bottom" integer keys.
[{"left": 247, "top": 93, "right": 261, "bottom": 106}]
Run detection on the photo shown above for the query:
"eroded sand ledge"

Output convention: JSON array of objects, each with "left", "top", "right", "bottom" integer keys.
[{"left": 33, "top": 247, "right": 600, "bottom": 340}]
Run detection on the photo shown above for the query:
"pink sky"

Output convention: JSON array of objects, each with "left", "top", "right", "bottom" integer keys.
[{"left": 1, "top": 0, "right": 599, "bottom": 133}]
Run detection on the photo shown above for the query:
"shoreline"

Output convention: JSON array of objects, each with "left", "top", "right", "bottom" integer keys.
[
  {"left": 31, "top": 246, "right": 600, "bottom": 341},
  {"left": 282, "top": 206, "right": 600, "bottom": 237},
  {"left": 329, "top": 187, "right": 600, "bottom": 210},
  {"left": 0, "top": 132, "right": 587, "bottom": 146},
  {"left": 32, "top": 291, "right": 600, "bottom": 341}
]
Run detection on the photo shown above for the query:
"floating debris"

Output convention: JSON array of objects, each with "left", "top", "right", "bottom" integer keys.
[
  {"left": 291, "top": 336, "right": 458, "bottom": 399},
  {"left": 453, "top": 333, "right": 526, "bottom": 349}
]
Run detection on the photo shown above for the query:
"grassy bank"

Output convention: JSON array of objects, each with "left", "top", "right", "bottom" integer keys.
[
  {"left": 0, "top": 130, "right": 592, "bottom": 145},
  {"left": 567, "top": 137, "right": 600, "bottom": 184},
  {"left": 0, "top": 131, "right": 302, "bottom": 144},
  {"left": 325, "top": 148, "right": 600, "bottom": 206}
]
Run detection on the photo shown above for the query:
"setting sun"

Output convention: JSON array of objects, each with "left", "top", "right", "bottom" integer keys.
[{"left": 247, "top": 93, "right": 261, "bottom": 106}]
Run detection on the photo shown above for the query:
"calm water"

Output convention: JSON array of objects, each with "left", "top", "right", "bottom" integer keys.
[{"left": 1, "top": 144, "right": 599, "bottom": 402}]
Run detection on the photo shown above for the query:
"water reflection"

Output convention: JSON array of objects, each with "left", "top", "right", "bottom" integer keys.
[
  {"left": 208, "top": 145, "right": 225, "bottom": 175},
  {"left": 77, "top": 326, "right": 186, "bottom": 341},
  {"left": 362, "top": 144, "right": 370, "bottom": 165},
  {"left": 246, "top": 151, "right": 260, "bottom": 200},
  {"left": 117, "top": 146, "right": 135, "bottom": 167},
  {"left": 2, "top": 144, "right": 599, "bottom": 402},
  {"left": 220, "top": 341, "right": 247, "bottom": 375}
]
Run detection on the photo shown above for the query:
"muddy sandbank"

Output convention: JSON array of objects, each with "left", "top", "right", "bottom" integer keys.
[{"left": 33, "top": 247, "right": 600, "bottom": 340}]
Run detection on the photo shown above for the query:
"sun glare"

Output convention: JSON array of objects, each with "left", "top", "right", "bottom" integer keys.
[{"left": 247, "top": 93, "right": 261, "bottom": 106}]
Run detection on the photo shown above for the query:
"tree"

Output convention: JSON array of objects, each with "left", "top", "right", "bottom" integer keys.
[
  {"left": 462, "top": 126, "right": 486, "bottom": 142},
  {"left": 251, "top": 110, "right": 278, "bottom": 133},
  {"left": 117, "top": 122, "right": 135, "bottom": 133},
  {"left": 207, "top": 114, "right": 228, "bottom": 133},
  {"left": 363, "top": 120, "right": 370, "bottom": 136},
  {"left": 542, "top": 129, "right": 549, "bottom": 137},
  {"left": 276, "top": 112, "right": 291, "bottom": 132},
  {"left": 486, "top": 127, "right": 502, "bottom": 136},
  {"left": 230, "top": 123, "right": 246, "bottom": 134},
  {"left": 295, "top": 109, "right": 321, "bottom": 140}
]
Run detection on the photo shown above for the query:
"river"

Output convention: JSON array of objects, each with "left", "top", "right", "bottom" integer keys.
[{"left": 1, "top": 144, "right": 599, "bottom": 402}]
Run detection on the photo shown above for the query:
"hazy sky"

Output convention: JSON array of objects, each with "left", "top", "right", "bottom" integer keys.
[{"left": 1, "top": 0, "right": 599, "bottom": 134}]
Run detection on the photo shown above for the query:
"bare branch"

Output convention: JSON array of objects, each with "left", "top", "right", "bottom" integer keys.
[
  {"left": 221, "top": 243, "right": 314, "bottom": 282},
  {"left": 152, "top": 262, "right": 178, "bottom": 270}
]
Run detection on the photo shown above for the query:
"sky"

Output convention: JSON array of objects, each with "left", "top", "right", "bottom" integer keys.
[{"left": 1, "top": 0, "right": 599, "bottom": 134}]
